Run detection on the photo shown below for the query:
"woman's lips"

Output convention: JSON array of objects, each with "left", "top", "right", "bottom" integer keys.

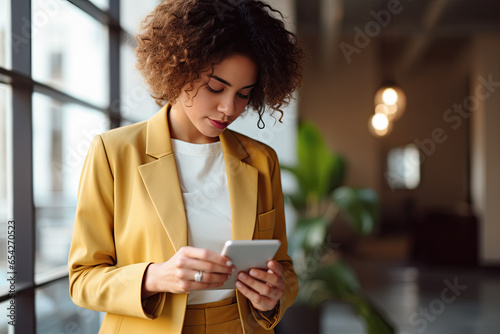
[{"left": 209, "top": 119, "right": 229, "bottom": 130}]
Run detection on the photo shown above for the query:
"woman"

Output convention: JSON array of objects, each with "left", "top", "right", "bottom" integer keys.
[{"left": 68, "top": 0, "right": 303, "bottom": 333}]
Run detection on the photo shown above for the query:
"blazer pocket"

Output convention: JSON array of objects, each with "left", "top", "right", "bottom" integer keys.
[{"left": 257, "top": 209, "right": 275, "bottom": 239}]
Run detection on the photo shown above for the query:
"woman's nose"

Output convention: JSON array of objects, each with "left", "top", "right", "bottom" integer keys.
[{"left": 217, "top": 95, "right": 237, "bottom": 116}]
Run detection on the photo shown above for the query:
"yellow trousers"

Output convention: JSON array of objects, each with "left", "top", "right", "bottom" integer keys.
[{"left": 182, "top": 297, "right": 243, "bottom": 334}]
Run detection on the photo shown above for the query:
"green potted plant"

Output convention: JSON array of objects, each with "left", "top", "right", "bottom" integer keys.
[{"left": 276, "top": 121, "right": 394, "bottom": 334}]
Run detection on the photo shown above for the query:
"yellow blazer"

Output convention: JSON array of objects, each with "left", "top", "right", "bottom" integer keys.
[{"left": 68, "top": 105, "right": 298, "bottom": 333}]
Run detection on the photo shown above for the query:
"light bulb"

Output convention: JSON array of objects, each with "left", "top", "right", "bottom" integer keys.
[
  {"left": 382, "top": 88, "right": 398, "bottom": 105},
  {"left": 371, "top": 113, "right": 389, "bottom": 131},
  {"left": 369, "top": 114, "right": 393, "bottom": 137}
]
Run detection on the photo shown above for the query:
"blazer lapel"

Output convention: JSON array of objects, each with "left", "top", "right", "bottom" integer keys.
[
  {"left": 138, "top": 105, "right": 188, "bottom": 252},
  {"left": 220, "top": 131, "right": 258, "bottom": 241}
]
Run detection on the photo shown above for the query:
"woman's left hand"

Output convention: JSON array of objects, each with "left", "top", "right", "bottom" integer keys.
[{"left": 235, "top": 260, "right": 285, "bottom": 312}]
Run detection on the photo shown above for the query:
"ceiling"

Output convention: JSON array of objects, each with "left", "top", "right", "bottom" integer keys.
[
  {"left": 296, "top": 0, "right": 500, "bottom": 74},
  {"left": 341, "top": 0, "right": 500, "bottom": 34}
]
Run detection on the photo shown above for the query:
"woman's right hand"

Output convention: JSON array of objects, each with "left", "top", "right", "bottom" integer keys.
[{"left": 141, "top": 246, "right": 236, "bottom": 299}]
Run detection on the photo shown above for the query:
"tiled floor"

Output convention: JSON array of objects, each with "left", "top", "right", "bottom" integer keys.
[{"left": 321, "top": 257, "right": 500, "bottom": 334}]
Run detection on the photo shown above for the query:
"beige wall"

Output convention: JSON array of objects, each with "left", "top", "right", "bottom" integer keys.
[
  {"left": 299, "top": 36, "right": 380, "bottom": 190},
  {"left": 471, "top": 34, "right": 500, "bottom": 264}
]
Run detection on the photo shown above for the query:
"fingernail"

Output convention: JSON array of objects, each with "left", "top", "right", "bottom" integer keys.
[
  {"left": 236, "top": 282, "right": 243, "bottom": 289},
  {"left": 226, "top": 260, "right": 233, "bottom": 266},
  {"left": 239, "top": 273, "right": 247, "bottom": 280}
]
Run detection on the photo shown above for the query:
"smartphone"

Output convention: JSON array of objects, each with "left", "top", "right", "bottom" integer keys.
[{"left": 210, "top": 239, "right": 281, "bottom": 290}]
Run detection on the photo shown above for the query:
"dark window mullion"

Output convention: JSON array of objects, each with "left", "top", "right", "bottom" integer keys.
[
  {"left": 67, "top": 0, "right": 120, "bottom": 27},
  {"left": 0, "top": 67, "right": 108, "bottom": 114},
  {"left": 109, "top": 0, "right": 121, "bottom": 129},
  {"left": 34, "top": 82, "right": 108, "bottom": 114},
  {"left": 11, "top": 0, "right": 35, "bottom": 332}
]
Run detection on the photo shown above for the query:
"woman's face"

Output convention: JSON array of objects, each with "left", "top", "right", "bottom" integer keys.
[{"left": 169, "top": 54, "right": 258, "bottom": 144}]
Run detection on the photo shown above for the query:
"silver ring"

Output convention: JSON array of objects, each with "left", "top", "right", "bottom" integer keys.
[{"left": 194, "top": 270, "right": 203, "bottom": 282}]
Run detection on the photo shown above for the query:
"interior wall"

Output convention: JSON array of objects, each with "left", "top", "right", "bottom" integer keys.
[
  {"left": 299, "top": 36, "right": 380, "bottom": 191},
  {"left": 471, "top": 34, "right": 500, "bottom": 264}
]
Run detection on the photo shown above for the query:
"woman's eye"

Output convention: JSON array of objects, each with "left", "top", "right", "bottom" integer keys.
[
  {"left": 207, "top": 82, "right": 250, "bottom": 99},
  {"left": 207, "top": 85, "right": 223, "bottom": 93},
  {"left": 237, "top": 92, "right": 250, "bottom": 100}
]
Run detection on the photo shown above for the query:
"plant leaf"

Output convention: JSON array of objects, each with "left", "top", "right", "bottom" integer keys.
[
  {"left": 332, "top": 187, "right": 379, "bottom": 236},
  {"left": 296, "top": 121, "right": 336, "bottom": 199},
  {"left": 349, "top": 295, "right": 396, "bottom": 334},
  {"left": 313, "top": 261, "right": 362, "bottom": 298},
  {"left": 285, "top": 193, "right": 307, "bottom": 212},
  {"left": 328, "top": 153, "right": 346, "bottom": 193},
  {"left": 311, "top": 261, "right": 395, "bottom": 334},
  {"left": 291, "top": 217, "right": 329, "bottom": 254},
  {"left": 296, "top": 279, "right": 330, "bottom": 307}
]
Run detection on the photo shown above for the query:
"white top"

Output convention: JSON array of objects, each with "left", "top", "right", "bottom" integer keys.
[{"left": 171, "top": 139, "right": 235, "bottom": 305}]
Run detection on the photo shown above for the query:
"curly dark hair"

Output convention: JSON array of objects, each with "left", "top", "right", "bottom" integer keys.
[{"left": 135, "top": 0, "right": 304, "bottom": 122}]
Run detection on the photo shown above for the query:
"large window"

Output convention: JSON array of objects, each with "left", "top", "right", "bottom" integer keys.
[
  {"left": 0, "top": 1, "right": 159, "bottom": 333},
  {"left": 386, "top": 144, "right": 421, "bottom": 190},
  {"left": 32, "top": 0, "right": 109, "bottom": 108},
  {"left": 33, "top": 93, "right": 109, "bottom": 275}
]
